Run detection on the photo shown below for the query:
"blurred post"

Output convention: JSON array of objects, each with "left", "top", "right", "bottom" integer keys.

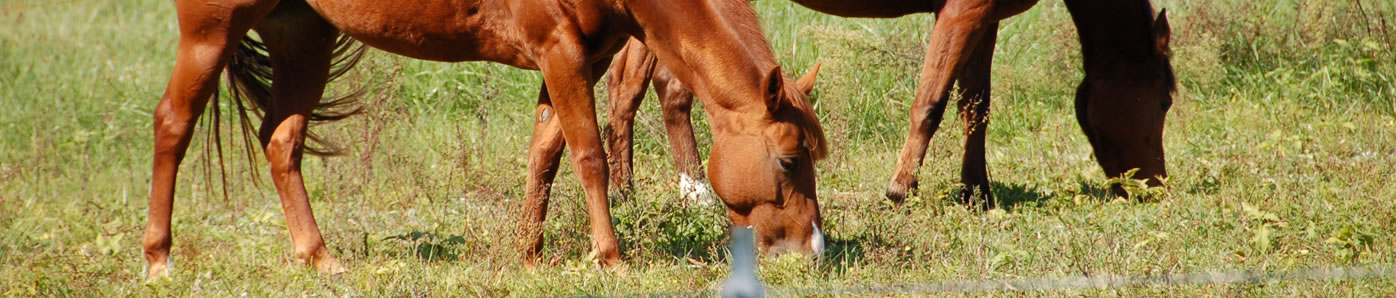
[{"left": 721, "top": 225, "right": 764, "bottom": 298}]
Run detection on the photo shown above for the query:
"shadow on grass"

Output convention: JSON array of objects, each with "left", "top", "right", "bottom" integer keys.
[
  {"left": 383, "top": 231, "right": 469, "bottom": 262},
  {"left": 1076, "top": 180, "right": 1164, "bottom": 203},
  {"left": 1076, "top": 181, "right": 1114, "bottom": 200},
  {"left": 813, "top": 231, "right": 893, "bottom": 276},
  {"left": 970, "top": 180, "right": 1153, "bottom": 211},
  {"left": 823, "top": 236, "right": 866, "bottom": 265},
  {"left": 989, "top": 181, "right": 1055, "bottom": 210}
]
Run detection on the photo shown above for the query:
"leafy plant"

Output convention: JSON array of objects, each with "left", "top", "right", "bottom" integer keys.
[
  {"left": 1239, "top": 203, "right": 1287, "bottom": 253},
  {"left": 1325, "top": 226, "right": 1376, "bottom": 263},
  {"left": 1102, "top": 168, "right": 1169, "bottom": 201}
]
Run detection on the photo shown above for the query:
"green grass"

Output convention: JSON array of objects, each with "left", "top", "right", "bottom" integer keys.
[{"left": 3, "top": 0, "right": 1395, "bottom": 295}]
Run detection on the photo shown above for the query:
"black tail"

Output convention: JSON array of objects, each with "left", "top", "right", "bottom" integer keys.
[
  {"left": 223, "top": 32, "right": 368, "bottom": 156},
  {"left": 194, "top": 32, "right": 367, "bottom": 199}
]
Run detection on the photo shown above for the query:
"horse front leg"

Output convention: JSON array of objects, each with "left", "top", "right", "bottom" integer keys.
[
  {"left": 885, "top": 2, "right": 997, "bottom": 205},
  {"left": 144, "top": 0, "right": 276, "bottom": 281},
  {"left": 537, "top": 45, "right": 622, "bottom": 267},
  {"left": 956, "top": 24, "right": 998, "bottom": 209}
]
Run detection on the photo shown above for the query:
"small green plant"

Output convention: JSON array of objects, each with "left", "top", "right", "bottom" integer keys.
[
  {"left": 1239, "top": 203, "right": 1287, "bottom": 253},
  {"left": 988, "top": 243, "right": 1031, "bottom": 271},
  {"left": 1101, "top": 168, "right": 1169, "bottom": 201},
  {"left": 1325, "top": 226, "right": 1376, "bottom": 264},
  {"left": 759, "top": 252, "right": 816, "bottom": 286}
]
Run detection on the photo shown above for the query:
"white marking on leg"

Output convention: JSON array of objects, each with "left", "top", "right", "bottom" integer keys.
[
  {"left": 810, "top": 221, "right": 825, "bottom": 256},
  {"left": 680, "top": 173, "right": 716, "bottom": 206}
]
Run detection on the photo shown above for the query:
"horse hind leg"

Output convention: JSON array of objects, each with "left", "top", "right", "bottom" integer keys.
[
  {"left": 519, "top": 82, "right": 567, "bottom": 266},
  {"left": 603, "top": 40, "right": 656, "bottom": 198},
  {"left": 143, "top": 0, "right": 277, "bottom": 281},
  {"left": 956, "top": 24, "right": 998, "bottom": 209},
  {"left": 250, "top": 4, "right": 345, "bottom": 273}
]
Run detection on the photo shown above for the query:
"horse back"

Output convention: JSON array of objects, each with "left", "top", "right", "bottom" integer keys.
[{"left": 298, "top": 0, "right": 621, "bottom": 69}]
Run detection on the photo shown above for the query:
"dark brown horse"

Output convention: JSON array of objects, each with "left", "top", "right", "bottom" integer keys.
[
  {"left": 601, "top": 38, "right": 821, "bottom": 205},
  {"left": 791, "top": 0, "right": 1176, "bottom": 206},
  {"left": 143, "top": 0, "right": 828, "bottom": 279}
]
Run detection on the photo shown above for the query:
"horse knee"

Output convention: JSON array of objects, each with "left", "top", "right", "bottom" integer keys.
[{"left": 572, "top": 149, "right": 608, "bottom": 177}]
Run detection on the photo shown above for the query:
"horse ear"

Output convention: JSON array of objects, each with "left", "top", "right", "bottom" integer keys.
[
  {"left": 763, "top": 66, "right": 784, "bottom": 112},
  {"left": 1153, "top": 9, "right": 1171, "bottom": 56},
  {"left": 796, "top": 62, "right": 821, "bottom": 97}
]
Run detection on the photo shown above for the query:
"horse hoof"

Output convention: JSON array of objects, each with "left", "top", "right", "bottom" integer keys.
[
  {"left": 885, "top": 179, "right": 917, "bottom": 206},
  {"left": 144, "top": 261, "right": 171, "bottom": 283},
  {"left": 315, "top": 255, "right": 347, "bottom": 275},
  {"left": 587, "top": 244, "right": 623, "bottom": 269},
  {"left": 960, "top": 193, "right": 994, "bottom": 210},
  {"left": 885, "top": 188, "right": 907, "bottom": 206}
]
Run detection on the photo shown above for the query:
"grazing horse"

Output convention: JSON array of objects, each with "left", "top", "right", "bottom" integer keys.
[
  {"left": 791, "top": 0, "right": 1176, "bottom": 206},
  {"left": 601, "top": 38, "right": 821, "bottom": 205},
  {"left": 143, "top": 0, "right": 828, "bottom": 279}
]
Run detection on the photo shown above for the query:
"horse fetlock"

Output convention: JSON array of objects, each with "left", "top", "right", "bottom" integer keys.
[
  {"left": 958, "top": 183, "right": 995, "bottom": 210},
  {"left": 143, "top": 247, "right": 171, "bottom": 272},
  {"left": 142, "top": 231, "right": 172, "bottom": 259},
  {"left": 294, "top": 244, "right": 345, "bottom": 273},
  {"left": 680, "top": 174, "right": 717, "bottom": 206},
  {"left": 591, "top": 242, "right": 622, "bottom": 267}
]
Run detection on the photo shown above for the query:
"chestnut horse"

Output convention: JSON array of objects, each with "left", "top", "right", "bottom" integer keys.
[
  {"left": 601, "top": 38, "right": 822, "bottom": 205},
  {"left": 143, "top": 0, "right": 828, "bottom": 279},
  {"left": 790, "top": 0, "right": 1176, "bottom": 206}
]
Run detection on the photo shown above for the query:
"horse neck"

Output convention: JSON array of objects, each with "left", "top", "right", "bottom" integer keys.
[
  {"left": 1063, "top": 0, "right": 1165, "bottom": 76},
  {"left": 625, "top": 0, "right": 777, "bottom": 119}
]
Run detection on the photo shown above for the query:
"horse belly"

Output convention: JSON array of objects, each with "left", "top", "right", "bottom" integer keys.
[
  {"left": 304, "top": 0, "right": 535, "bottom": 68},
  {"left": 790, "top": 0, "right": 940, "bottom": 17}
]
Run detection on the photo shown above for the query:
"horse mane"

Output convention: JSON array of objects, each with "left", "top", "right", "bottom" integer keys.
[
  {"left": 782, "top": 79, "right": 829, "bottom": 160},
  {"left": 715, "top": 0, "right": 830, "bottom": 160}
]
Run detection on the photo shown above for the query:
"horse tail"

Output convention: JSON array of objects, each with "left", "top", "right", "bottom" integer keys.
[{"left": 223, "top": 32, "right": 369, "bottom": 157}]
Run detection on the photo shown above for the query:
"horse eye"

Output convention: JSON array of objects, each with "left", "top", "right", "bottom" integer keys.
[{"left": 778, "top": 157, "right": 799, "bottom": 172}]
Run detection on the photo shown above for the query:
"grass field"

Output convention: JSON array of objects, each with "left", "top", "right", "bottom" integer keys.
[{"left": 3, "top": 0, "right": 1395, "bottom": 295}]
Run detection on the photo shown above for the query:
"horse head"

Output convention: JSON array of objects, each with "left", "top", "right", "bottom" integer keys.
[
  {"left": 1074, "top": 9, "right": 1175, "bottom": 194},
  {"left": 708, "top": 63, "right": 827, "bottom": 256}
]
